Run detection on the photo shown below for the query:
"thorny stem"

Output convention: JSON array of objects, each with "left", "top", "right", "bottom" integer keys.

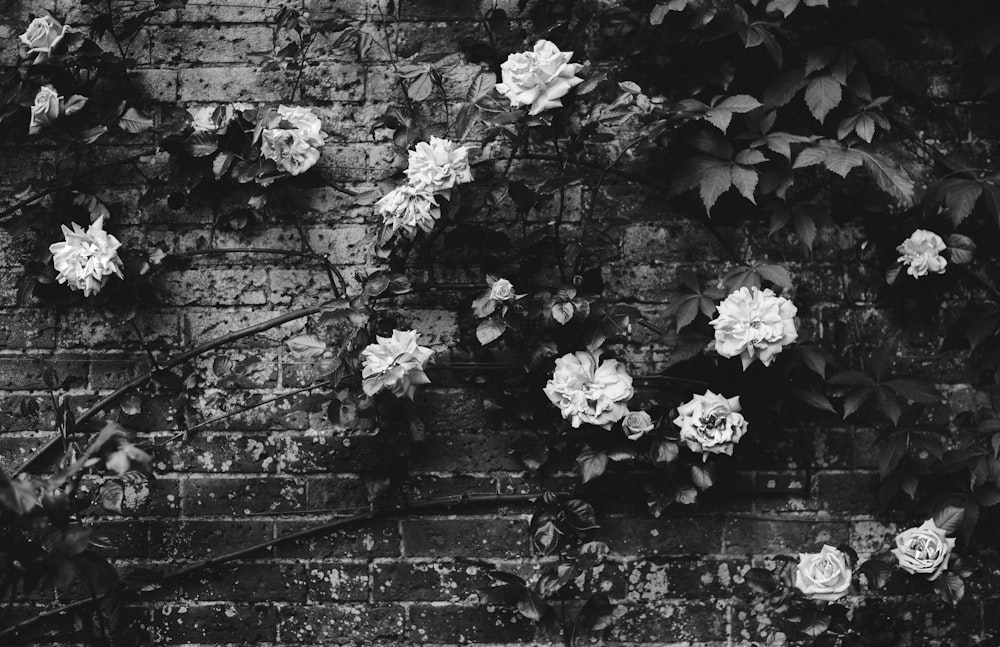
[
  {"left": 11, "top": 304, "right": 328, "bottom": 477},
  {"left": 0, "top": 491, "right": 563, "bottom": 641}
]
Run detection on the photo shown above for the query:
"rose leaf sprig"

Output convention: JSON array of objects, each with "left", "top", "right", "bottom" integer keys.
[{"left": 471, "top": 276, "right": 527, "bottom": 345}]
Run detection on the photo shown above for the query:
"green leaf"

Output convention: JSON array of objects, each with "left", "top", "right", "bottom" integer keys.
[
  {"left": 690, "top": 463, "right": 715, "bottom": 490},
  {"left": 576, "top": 448, "right": 609, "bottom": 483},
  {"left": 857, "top": 148, "right": 915, "bottom": 205},
  {"left": 756, "top": 263, "right": 792, "bottom": 290},
  {"left": 731, "top": 165, "right": 759, "bottom": 203},
  {"left": 822, "top": 147, "right": 865, "bottom": 177},
  {"left": 932, "top": 505, "right": 965, "bottom": 535},
  {"left": 699, "top": 163, "right": 733, "bottom": 212},
  {"left": 118, "top": 107, "right": 154, "bottom": 133},
  {"left": 184, "top": 132, "right": 219, "bottom": 157},
  {"left": 407, "top": 71, "right": 434, "bottom": 102},
  {"left": 805, "top": 75, "right": 843, "bottom": 123},
  {"left": 933, "top": 572, "right": 964, "bottom": 605},
  {"left": 944, "top": 180, "right": 983, "bottom": 226},
  {"left": 516, "top": 588, "right": 549, "bottom": 621},
  {"left": 650, "top": 440, "right": 680, "bottom": 465},
  {"left": 285, "top": 334, "right": 327, "bottom": 357},
  {"left": 947, "top": 233, "right": 977, "bottom": 264},
  {"left": 792, "top": 389, "right": 836, "bottom": 413},
  {"left": 744, "top": 567, "right": 780, "bottom": 594},
  {"left": 476, "top": 318, "right": 506, "bottom": 345}
]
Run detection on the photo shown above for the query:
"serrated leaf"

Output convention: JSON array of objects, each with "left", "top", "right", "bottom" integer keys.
[
  {"left": 858, "top": 148, "right": 915, "bottom": 205},
  {"left": 805, "top": 76, "right": 843, "bottom": 123},
  {"left": 823, "top": 147, "right": 865, "bottom": 177},
  {"left": 699, "top": 163, "right": 733, "bottom": 212},
  {"left": 932, "top": 505, "right": 965, "bottom": 535},
  {"left": 934, "top": 572, "right": 964, "bottom": 604},
  {"left": 756, "top": 263, "right": 792, "bottom": 290},
  {"left": 764, "top": 69, "right": 807, "bottom": 107},
  {"left": 792, "top": 389, "right": 836, "bottom": 413},
  {"left": 731, "top": 165, "right": 758, "bottom": 203},
  {"left": 467, "top": 73, "right": 495, "bottom": 101},
  {"left": 944, "top": 181, "right": 983, "bottom": 226}
]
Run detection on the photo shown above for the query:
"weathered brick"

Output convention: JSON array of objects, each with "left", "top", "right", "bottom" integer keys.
[
  {"left": 722, "top": 517, "right": 850, "bottom": 555},
  {"left": 148, "top": 519, "right": 274, "bottom": 558},
  {"left": 408, "top": 604, "right": 535, "bottom": 643},
  {"left": 151, "top": 25, "right": 274, "bottom": 64},
  {"left": 181, "top": 475, "right": 305, "bottom": 514},
  {"left": 402, "top": 518, "right": 528, "bottom": 558},
  {"left": 278, "top": 603, "right": 406, "bottom": 643},
  {"left": 146, "top": 603, "right": 278, "bottom": 643},
  {"left": 305, "top": 561, "right": 370, "bottom": 601}
]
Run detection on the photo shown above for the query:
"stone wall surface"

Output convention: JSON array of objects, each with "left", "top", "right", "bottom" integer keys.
[{"left": 1, "top": 1, "right": 999, "bottom": 646}]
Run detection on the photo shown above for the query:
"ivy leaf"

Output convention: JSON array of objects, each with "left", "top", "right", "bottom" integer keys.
[
  {"left": 764, "top": 69, "right": 807, "bottom": 107},
  {"left": 804, "top": 75, "right": 843, "bottom": 123},
  {"left": 791, "top": 389, "right": 836, "bottom": 413},
  {"left": 943, "top": 180, "right": 983, "bottom": 226},
  {"left": 699, "top": 162, "right": 733, "bottom": 212},
  {"left": 576, "top": 447, "right": 609, "bottom": 483},
  {"left": 857, "top": 148, "right": 915, "bottom": 205},
  {"left": 285, "top": 334, "right": 327, "bottom": 357},
  {"left": 756, "top": 263, "right": 793, "bottom": 290},
  {"left": 730, "top": 165, "right": 759, "bottom": 203},
  {"left": 703, "top": 95, "right": 762, "bottom": 133}
]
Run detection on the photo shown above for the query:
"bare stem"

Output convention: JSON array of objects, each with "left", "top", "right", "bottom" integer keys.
[{"left": 11, "top": 304, "right": 327, "bottom": 477}]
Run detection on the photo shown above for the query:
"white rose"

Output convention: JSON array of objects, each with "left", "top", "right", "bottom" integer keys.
[
  {"left": 29, "top": 84, "right": 62, "bottom": 135},
  {"left": 489, "top": 278, "right": 516, "bottom": 301},
  {"left": 543, "top": 350, "right": 634, "bottom": 429},
  {"left": 376, "top": 185, "right": 441, "bottom": 238},
  {"left": 794, "top": 545, "right": 852, "bottom": 602},
  {"left": 495, "top": 40, "right": 584, "bottom": 116},
  {"left": 276, "top": 105, "right": 325, "bottom": 147},
  {"left": 404, "top": 136, "right": 473, "bottom": 196},
  {"left": 20, "top": 14, "right": 74, "bottom": 62},
  {"left": 896, "top": 229, "right": 947, "bottom": 278},
  {"left": 622, "top": 410, "right": 654, "bottom": 441},
  {"left": 361, "top": 329, "right": 434, "bottom": 399},
  {"left": 673, "top": 390, "right": 747, "bottom": 457},
  {"left": 710, "top": 286, "right": 798, "bottom": 370},
  {"left": 891, "top": 519, "right": 955, "bottom": 581},
  {"left": 48, "top": 215, "right": 124, "bottom": 297},
  {"left": 188, "top": 106, "right": 222, "bottom": 133},
  {"left": 260, "top": 129, "right": 321, "bottom": 176}
]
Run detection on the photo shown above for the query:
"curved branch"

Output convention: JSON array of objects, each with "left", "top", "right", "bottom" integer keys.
[
  {"left": 0, "top": 491, "right": 560, "bottom": 641},
  {"left": 10, "top": 304, "right": 326, "bottom": 477}
]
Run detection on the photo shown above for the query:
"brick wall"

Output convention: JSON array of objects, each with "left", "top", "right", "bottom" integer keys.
[{"left": 1, "top": 1, "right": 998, "bottom": 645}]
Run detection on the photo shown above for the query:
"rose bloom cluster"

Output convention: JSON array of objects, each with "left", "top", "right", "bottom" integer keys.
[
  {"left": 48, "top": 216, "right": 124, "bottom": 297},
  {"left": 377, "top": 137, "right": 473, "bottom": 238},
  {"left": 360, "top": 329, "right": 434, "bottom": 399},
  {"left": 793, "top": 518, "right": 956, "bottom": 602},
  {"left": 711, "top": 286, "right": 797, "bottom": 369},
  {"left": 495, "top": 40, "right": 585, "bottom": 116},
  {"left": 896, "top": 229, "right": 947, "bottom": 279},
  {"left": 544, "top": 350, "right": 634, "bottom": 429}
]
